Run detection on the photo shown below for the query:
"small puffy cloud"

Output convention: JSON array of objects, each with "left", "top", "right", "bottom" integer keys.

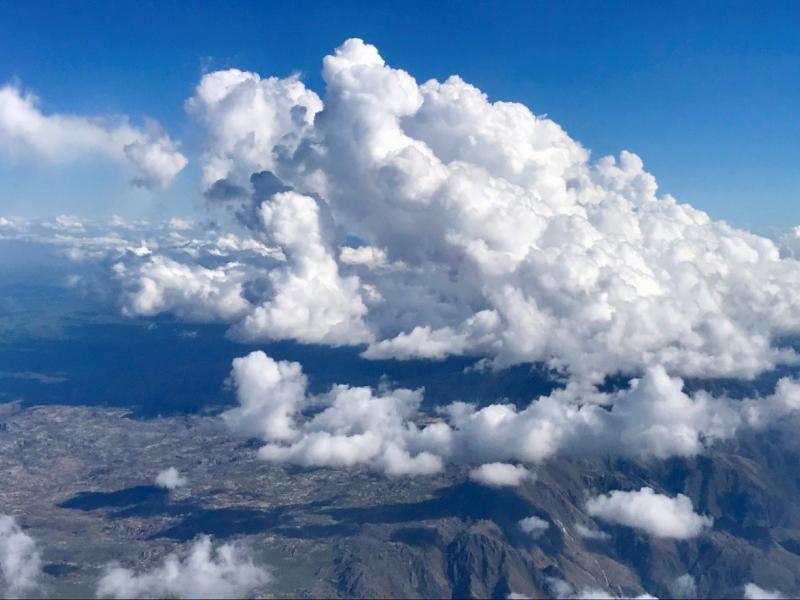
[
  {"left": 53, "top": 214, "right": 84, "bottom": 230},
  {"left": 744, "top": 583, "right": 785, "bottom": 600},
  {"left": 154, "top": 467, "right": 187, "bottom": 490},
  {"left": 339, "top": 245, "right": 387, "bottom": 268},
  {"left": 362, "top": 326, "right": 469, "bottom": 361},
  {"left": 0, "top": 84, "right": 186, "bottom": 189},
  {"left": 518, "top": 516, "right": 549, "bottom": 538},
  {"left": 468, "top": 463, "right": 533, "bottom": 487},
  {"left": 671, "top": 574, "right": 697, "bottom": 599},
  {"left": 574, "top": 523, "right": 610, "bottom": 541},
  {"left": 545, "top": 577, "right": 656, "bottom": 600},
  {"left": 586, "top": 487, "right": 712, "bottom": 539},
  {"left": 124, "top": 134, "right": 188, "bottom": 190},
  {"left": 95, "top": 535, "right": 270, "bottom": 599},
  {"left": 0, "top": 515, "right": 42, "bottom": 598}
]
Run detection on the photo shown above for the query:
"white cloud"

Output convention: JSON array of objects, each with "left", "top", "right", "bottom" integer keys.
[
  {"left": 744, "top": 583, "right": 785, "bottom": 600},
  {"left": 112, "top": 37, "right": 800, "bottom": 389},
  {"left": 0, "top": 515, "right": 42, "bottom": 598},
  {"left": 186, "top": 68, "right": 322, "bottom": 192},
  {"left": 221, "top": 351, "right": 309, "bottom": 443},
  {"left": 223, "top": 351, "right": 445, "bottom": 476},
  {"left": 339, "top": 245, "right": 387, "bottom": 268},
  {"left": 115, "top": 256, "right": 251, "bottom": 322},
  {"left": 545, "top": 577, "right": 656, "bottom": 600},
  {"left": 585, "top": 487, "right": 712, "bottom": 539},
  {"left": 671, "top": 574, "right": 697, "bottom": 599},
  {"left": 518, "top": 516, "right": 549, "bottom": 538},
  {"left": 573, "top": 523, "right": 610, "bottom": 541},
  {"left": 0, "top": 84, "right": 186, "bottom": 189},
  {"left": 95, "top": 535, "right": 270, "bottom": 599},
  {"left": 468, "top": 463, "right": 533, "bottom": 487},
  {"left": 216, "top": 349, "right": 800, "bottom": 478},
  {"left": 154, "top": 467, "right": 187, "bottom": 490},
  {"left": 229, "top": 191, "right": 372, "bottom": 345}
]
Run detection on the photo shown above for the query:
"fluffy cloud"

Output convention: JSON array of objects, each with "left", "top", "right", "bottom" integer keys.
[
  {"left": 154, "top": 467, "right": 187, "bottom": 490},
  {"left": 118, "top": 37, "right": 800, "bottom": 389},
  {"left": 186, "top": 69, "right": 322, "bottom": 192},
  {"left": 0, "top": 515, "right": 42, "bottom": 598},
  {"left": 469, "top": 463, "right": 533, "bottom": 487},
  {"left": 95, "top": 536, "right": 269, "bottom": 599},
  {"left": 219, "top": 350, "right": 800, "bottom": 477},
  {"left": 75, "top": 37, "right": 800, "bottom": 389},
  {"left": 544, "top": 577, "right": 655, "bottom": 600},
  {"left": 518, "top": 515, "right": 549, "bottom": 538},
  {"left": 115, "top": 256, "right": 251, "bottom": 322},
  {"left": 222, "top": 351, "right": 445, "bottom": 476},
  {"left": 221, "top": 351, "right": 309, "bottom": 443},
  {"left": 744, "top": 583, "right": 785, "bottom": 600},
  {"left": 229, "top": 191, "right": 372, "bottom": 345},
  {"left": 670, "top": 574, "right": 697, "bottom": 599},
  {"left": 585, "top": 487, "right": 712, "bottom": 539},
  {"left": 0, "top": 84, "right": 186, "bottom": 189},
  {"left": 573, "top": 523, "right": 610, "bottom": 541}
]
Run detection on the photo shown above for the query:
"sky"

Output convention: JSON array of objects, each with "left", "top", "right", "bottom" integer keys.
[{"left": 0, "top": 0, "right": 797, "bottom": 235}]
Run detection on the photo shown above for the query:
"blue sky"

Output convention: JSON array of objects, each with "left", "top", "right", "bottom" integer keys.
[{"left": 0, "top": 0, "right": 797, "bottom": 235}]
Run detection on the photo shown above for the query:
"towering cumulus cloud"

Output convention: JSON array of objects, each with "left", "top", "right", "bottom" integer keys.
[
  {"left": 110, "top": 38, "right": 800, "bottom": 474},
  {"left": 0, "top": 84, "right": 187, "bottom": 189},
  {"left": 119, "top": 37, "right": 800, "bottom": 384}
]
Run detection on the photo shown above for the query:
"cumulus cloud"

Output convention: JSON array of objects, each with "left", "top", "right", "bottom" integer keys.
[
  {"left": 222, "top": 351, "right": 445, "bottom": 476},
  {"left": 95, "top": 535, "right": 269, "bottom": 599},
  {"left": 0, "top": 515, "right": 42, "bottom": 598},
  {"left": 518, "top": 516, "right": 549, "bottom": 538},
  {"left": 670, "top": 574, "right": 697, "bottom": 599},
  {"left": 114, "top": 256, "right": 251, "bottom": 322},
  {"left": 339, "top": 245, "right": 387, "bottom": 268},
  {"left": 186, "top": 68, "right": 322, "bottom": 192},
  {"left": 221, "top": 351, "right": 309, "bottom": 443},
  {"left": 218, "top": 349, "right": 800, "bottom": 477},
  {"left": 229, "top": 191, "right": 372, "bottom": 345},
  {"left": 185, "top": 37, "right": 800, "bottom": 383},
  {"left": 154, "top": 467, "right": 187, "bottom": 490},
  {"left": 545, "top": 577, "right": 655, "bottom": 600},
  {"left": 744, "top": 583, "right": 785, "bottom": 600},
  {"left": 585, "top": 487, "right": 712, "bottom": 539},
  {"left": 103, "top": 37, "right": 800, "bottom": 388},
  {"left": 0, "top": 84, "right": 186, "bottom": 189},
  {"left": 574, "top": 523, "right": 610, "bottom": 541},
  {"left": 469, "top": 463, "right": 533, "bottom": 487}
]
